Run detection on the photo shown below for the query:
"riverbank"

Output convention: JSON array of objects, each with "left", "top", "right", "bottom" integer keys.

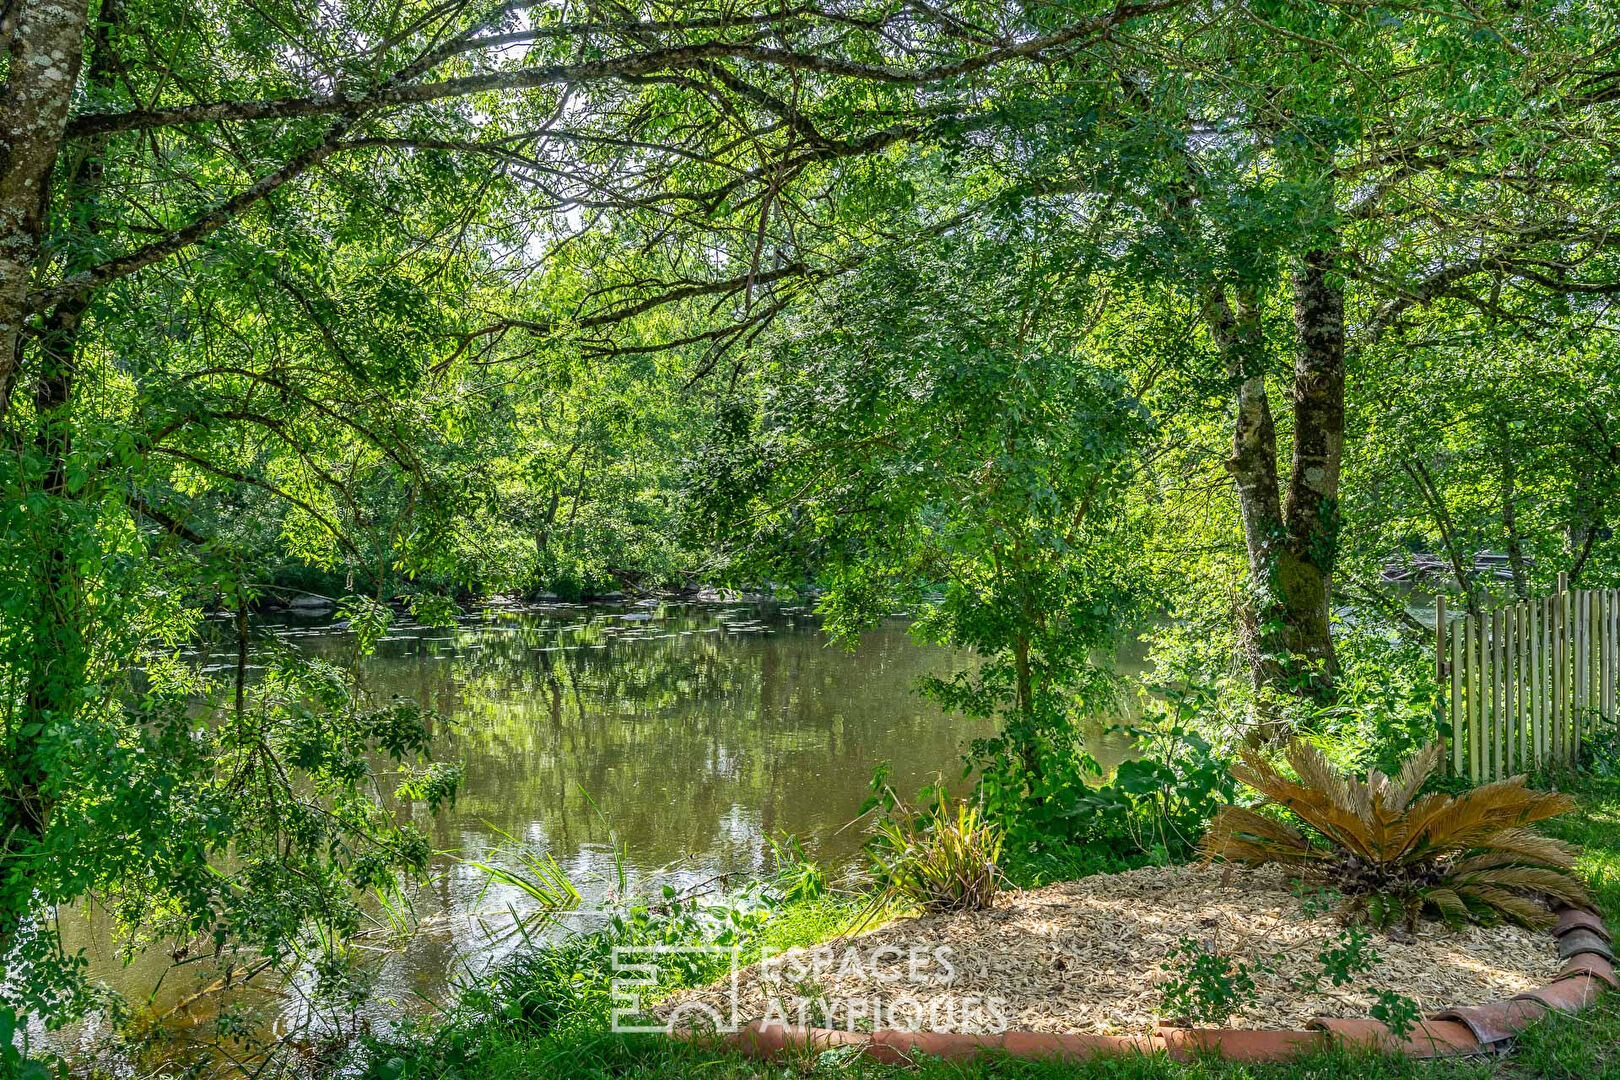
[
  {"left": 47, "top": 600, "right": 988, "bottom": 1043},
  {"left": 350, "top": 770, "right": 1620, "bottom": 1080}
]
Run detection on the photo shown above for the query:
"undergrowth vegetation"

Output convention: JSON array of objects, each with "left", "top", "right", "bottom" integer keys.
[
  {"left": 860, "top": 784, "right": 1004, "bottom": 915},
  {"left": 342, "top": 768, "right": 1620, "bottom": 1080}
]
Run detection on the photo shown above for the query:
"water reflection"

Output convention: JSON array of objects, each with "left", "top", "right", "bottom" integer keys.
[{"left": 60, "top": 601, "right": 996, "bottom": 1037}]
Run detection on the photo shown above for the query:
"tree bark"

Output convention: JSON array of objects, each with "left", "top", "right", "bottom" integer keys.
[
  {"left": 1207, "top": 245, "right": 1347, "bottom": 707},
  {"left": 1278, "top": 246, "right": 1345, "bottom": 683},
  {"left": 1208, "top": 283, "right": 1288, "bottom": 690},
  {"left": 3, "top": 0, "right": 116, "bottom": 943},
  {"left": 1011, "top": 633, "right": 1041, "bottom": 783},
  {"left": 0, "top": 0, "right": 91, "bottom": 412}
]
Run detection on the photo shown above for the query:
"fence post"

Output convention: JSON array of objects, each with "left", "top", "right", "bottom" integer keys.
[
  {"left": 1578, "top": 590, "right": 1590, "bottom": 760},
  {"left": 1435, "top": 596, "right": 1447, "bottom": 770},
  {"left": 1495, "top": 607, "right": 1507, "bottom": 780},
  {"left": 1532, "top": 597, "right": 1545, "bottom": 768},
  {"left": 1559, "top": 574, "right": 1571, "bottom": 763},
  {"left": 1552, "top": 589, "right": 1562, "bottom": 764},
  {"left": 1514, "top": 603, "right": 1526, "bottom": 773},
  {"left": 1467, "top": 613, "right": 1481, "bottom": 782},
  {"left": 1496, "top": 604, "right": 1508, "bottom": 777},
  {"left": 1603, "top": 589, "right": 1613, "bottom": 723},
  {"left": 1458, "top": 615, "right": 1470, "bottom": 777},
  {"left": 1519, "top": 602, "right": 1531, "bottom": 771}
]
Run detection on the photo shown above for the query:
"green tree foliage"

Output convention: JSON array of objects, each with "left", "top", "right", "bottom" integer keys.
[
  {"left": 0, "top": 0, "right": 1218, "bottom": 1028},
  {"left": 6, "top": 0, "right": 1620, "bottom": 1038},
  {"left": 685, "top": 217, "right": 1157, "bottom": 803}
]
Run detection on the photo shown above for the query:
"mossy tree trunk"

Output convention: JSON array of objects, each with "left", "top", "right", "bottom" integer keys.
[{"left": 1212, "top": 245, "right": 1345, "bottom": 713}]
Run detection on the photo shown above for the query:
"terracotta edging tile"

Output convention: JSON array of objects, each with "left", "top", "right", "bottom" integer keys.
[
  {"left": 1554, "top": 908, "right": 1611, "bottom": 943},
  {"left": 1519, "top": 974, "right": 1606, "bottom": 1013},
  {"left": 1157, "top": 1025, "right": 1326, "bottom": 1061},
  {"left": 1559, "top": 927, "right": 1615, "bottom": 961},
  {"left": 1309, "top": 1017, "right": 1397, "bottom": 1050},
  {"left": 871, "top": 1029, "right": 1004, "bottom": 1063},
  {"left": 1396, "top": 1019, "right": 1492, "bottom": 1058},
  {"left": 999, "top": 1031, "right": 1162, "bottom": 1061},
  {"left": 1429, "top": 998, "right": 1547, "bottom": 1045},
  {"left": 723, "top": 1021, "right": 869, "bottom": 1060},
  {"left": 1557, "top": 952, "right": 1619, "bottom": 989},
  {"left": 1310, "top": 1017, "right": 1490, "bottom": 1058},
  {"left": 668, "top": 908, "right": 1611, "bottom": 1064}
]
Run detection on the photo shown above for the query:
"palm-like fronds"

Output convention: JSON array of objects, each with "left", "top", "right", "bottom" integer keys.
[{"left": 1202, "top": 740, "right": 1587, "bottom": 930}]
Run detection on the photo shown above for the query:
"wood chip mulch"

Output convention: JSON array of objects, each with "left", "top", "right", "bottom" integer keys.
[{"left": 659, "top": 863, "right": 1562, "bottom": 1034}]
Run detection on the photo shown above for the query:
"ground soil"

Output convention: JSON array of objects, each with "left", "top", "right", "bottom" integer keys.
[{"left": 660, "top": 863, "right": 1562, "bottom": 1034}]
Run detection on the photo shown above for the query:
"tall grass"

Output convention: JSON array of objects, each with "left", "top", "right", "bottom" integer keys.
[{"left": 459, "top": 823, "right": 583, "bottom": 949}]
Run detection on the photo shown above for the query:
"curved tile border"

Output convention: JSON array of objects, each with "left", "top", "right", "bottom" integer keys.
[{"left": 670, "top": 904, "right": 1612, "bottom": 1063}]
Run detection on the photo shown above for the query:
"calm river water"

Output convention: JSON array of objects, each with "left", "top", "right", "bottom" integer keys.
[{"left": 57, "top": 599, "right": 1128, "bottom": 1050}]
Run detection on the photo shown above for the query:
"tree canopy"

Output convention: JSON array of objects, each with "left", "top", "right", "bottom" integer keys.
[{"left": 3, "top": 0, "right": 1620, "bottom": 1037}]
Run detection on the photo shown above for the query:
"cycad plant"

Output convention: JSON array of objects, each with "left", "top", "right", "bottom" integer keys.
[{"left": 1202, "top": 740, "right": 1588, "bottom": 930}]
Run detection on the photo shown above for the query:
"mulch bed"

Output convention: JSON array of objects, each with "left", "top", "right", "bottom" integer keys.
[{"left": 661, "top": 863, "right": 1564, "bottom": 1035}]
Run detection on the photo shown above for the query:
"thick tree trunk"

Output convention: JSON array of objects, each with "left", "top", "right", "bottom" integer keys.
[
  {"left": 2, "top": 0, "right": 115, "bottom": 943},
  {"left": 1207, "top": 246, "right": 1347, "bottom": 709},
  {"left": 1011, "top": 634, "right": 1041, "bottom": 783},
  {"left": 1209, "top": 283, "right": 1288, "bottom": 690},
  {"left": 0, "top": 0, "right": 90, "bottom": 412},
  {"left": 1277, "top": 246, "right": 1345, "bottom": 683}
]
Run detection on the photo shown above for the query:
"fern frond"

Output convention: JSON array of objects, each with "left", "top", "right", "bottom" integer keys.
[
  {"left": 1448, "top": 866, "right": 1591, "bottom": 907},
  {"left": 1475, "top": 827, "right": 1579, "bottom": 868},
  {"left": 1200, "top": 806, "right": 1320, "bottom": 866},
  {"left": 1402, "top": 781, "right": 1575, "bottom": 860},
  {"left": 1211, "top": 740, "right": 1582, "bottom": 931},
  {"left": 1422, "top": 886, "right": 1469, "bottom": 925},
  {"left": 1230, "top": 752, "right": 1380, "bottom": 859},
  {"left": 1286, "top": 740, "right": 1357, "bottom": 817}
]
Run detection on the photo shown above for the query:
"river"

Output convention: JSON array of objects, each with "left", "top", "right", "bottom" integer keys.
[{"left": 49, "top": 598, "right": 1138, "bottom": 1057}]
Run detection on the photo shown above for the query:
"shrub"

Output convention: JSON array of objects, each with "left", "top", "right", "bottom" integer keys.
[
  {"left": 1158, "top": 937, "right": 1268, "bottom": 1026},
  {"left": 975, "top": 685, "right": 1238, "bottom": 869},
  {"left": 1202, "top": 739, "right": 1588, "bottom": 930},
  {"left": 1076, "top": 687, "right": 1239, "bottom": 863},
  {"left": 1309, "top": 926, "right": 1379, "bottom": 989},
  {"left": 863, "top": 788, "right": 1004, "bottom": 915}
]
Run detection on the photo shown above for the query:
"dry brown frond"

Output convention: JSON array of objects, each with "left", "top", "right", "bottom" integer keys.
[
  {"left": 1403, "top": 780, "right": 1574, "bottom": 859},
  {"left": 1477, "top": 828, "right": 1579, "bottom": 867},
  {"left": 1454, "top": 883, "right": 1558, "bottom": 928},
  {"left": 1199, "top": 806, "right": 1318, "bottom": 867},
  {"left": 1450, "top": 866, "right": 1591, "bottom": 907},
  {"left": 1388, "top": 741, "right": 1442, "bottom": 813},
  {"left": 1286, "top": 740, "right": 1356, "bottom": 817},
  {"left": 1205, "top": 740, "right": 1584, "bottom": 930}
]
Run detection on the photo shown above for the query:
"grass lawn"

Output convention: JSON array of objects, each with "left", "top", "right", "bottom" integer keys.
[{"left": 364, "top": 772, "right": 1620, "bottom": 1080}]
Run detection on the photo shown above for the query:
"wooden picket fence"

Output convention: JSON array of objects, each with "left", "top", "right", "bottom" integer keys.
[{"left": 1437, "top": 575, "right": 1620, "bottom": 782}]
